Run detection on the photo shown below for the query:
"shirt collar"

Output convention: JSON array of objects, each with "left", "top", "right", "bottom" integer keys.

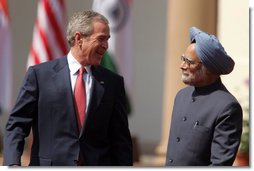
[
  {"left": 193, "top": 78, "right": 222, "bottom": 96},
  {"left": 67, "top": 51, "right": 92, "bottom": 75}
]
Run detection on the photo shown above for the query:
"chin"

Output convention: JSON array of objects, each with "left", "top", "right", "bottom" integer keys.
[
  {"left": 182, "top": 77, "right": 191, "bottom": 85},
  {"left": 182, "top": 80, "right": 189, "bottom": 85},
  {"left": 92, "top": 60, "right": 102, "bottom": 66}
]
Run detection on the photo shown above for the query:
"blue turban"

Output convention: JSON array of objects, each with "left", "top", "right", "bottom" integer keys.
[{"left": 189, "top": 27, "right": 235, "bottom": 75}]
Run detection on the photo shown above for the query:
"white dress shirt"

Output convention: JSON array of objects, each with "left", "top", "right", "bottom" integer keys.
[{"left": 67, "top": 51, "right": 93, "bottom": 112}]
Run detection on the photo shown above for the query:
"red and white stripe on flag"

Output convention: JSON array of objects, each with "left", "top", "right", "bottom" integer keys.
[
  {"left": 27, "top": 0, "right": 68, "bottom": 68},
  {"left": 0, "top": 0, "right": 12, "bottom": 112}
]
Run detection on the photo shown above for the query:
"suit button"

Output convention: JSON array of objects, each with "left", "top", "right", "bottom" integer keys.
[
  {"left": 168, "top": 159, "right": 173, "bottom": 163},
  {"left": 176, "top": 137, "right": 180, "bottom": 142},
  {"left": 182, "top": 116, "right": 187, "bottom": 121}
]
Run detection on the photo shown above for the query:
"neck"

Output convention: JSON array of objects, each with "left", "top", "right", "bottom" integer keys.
[
  {"left": 70, "top": 48, "right": 88, "bottom": 66},
  {"left": 195, "top": 74, "right": 220, "bottom": 87}
]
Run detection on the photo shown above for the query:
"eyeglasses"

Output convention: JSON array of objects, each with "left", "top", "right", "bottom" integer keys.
[{"left": 180, "top": 55, "right": 201, "bottom": 66}]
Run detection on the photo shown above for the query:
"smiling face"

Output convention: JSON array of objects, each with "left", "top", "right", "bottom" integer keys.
[
  {"left": 73, "top": 21, "right": 110, "bottom": 66},
  {"left": 82, "top": 21, "right": 110, "bottom": 65}
]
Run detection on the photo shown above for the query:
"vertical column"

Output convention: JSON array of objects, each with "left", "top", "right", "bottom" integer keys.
[
  {"left": 218, "top": 0, "right": 249, "bottom": 166},
  {"left": 154, "top": 0, "right": 217, "bottom": 165}
]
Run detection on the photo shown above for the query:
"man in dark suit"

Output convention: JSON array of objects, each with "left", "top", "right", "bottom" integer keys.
[
  {"left": 166, "top": 27, "right": 242, "bottom": 166},
  {"left": 3, "top": 10, "right": 133, "bottom": 166}
]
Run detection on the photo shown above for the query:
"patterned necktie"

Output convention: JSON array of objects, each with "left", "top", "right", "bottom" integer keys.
[{"left": 74, "top": 67, "right": 86, "bottom": 130}]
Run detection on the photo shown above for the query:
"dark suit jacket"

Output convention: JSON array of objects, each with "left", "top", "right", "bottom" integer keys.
[
  {"left": 3, "top": 56, "right": 133, "bottom": 166},
  {"left": 166, "top": 79, "right": 242, "bottom": 166}
]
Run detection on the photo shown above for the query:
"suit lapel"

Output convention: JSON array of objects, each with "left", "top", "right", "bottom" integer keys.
[
  {"left": 51, "top": 57, "right": 79, "bottom": 135},
  {"left": 79, "top": 66, "right": 105, "bottom": 137}
]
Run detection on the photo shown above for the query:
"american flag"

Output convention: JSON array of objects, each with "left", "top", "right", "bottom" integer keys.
[{"left": 27, "top": 0, "right": 68, "bottom": 68}]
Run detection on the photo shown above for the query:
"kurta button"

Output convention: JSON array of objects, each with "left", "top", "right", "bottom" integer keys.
[
  {"left": 182, "top": 116, "right": 187, "bottom": 121},
  {"left": 191, "top": 98, "right": 195, "bottom": 102},
  {"left": 169, "top": 159, "right": 173, "bottom": 163},
  {"left": 176, "top": 137, "right": 180, "bottom": 142}
]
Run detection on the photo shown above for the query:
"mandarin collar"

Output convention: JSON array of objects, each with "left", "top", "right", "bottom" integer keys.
[{"left": 193, "top": 78, "right": 222, "bottom": 95}]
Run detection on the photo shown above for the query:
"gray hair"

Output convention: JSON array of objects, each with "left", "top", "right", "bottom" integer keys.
[{"left": 66, "top": 10, "right": 109, "bottom": 47}]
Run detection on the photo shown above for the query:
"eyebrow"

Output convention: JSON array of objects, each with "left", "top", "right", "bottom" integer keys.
[
  {"left": 182, "top": 55, "right": 194, "bottom": 61},
  {"left": 98, "top": 34, "right": 110, "bottom": 39}
]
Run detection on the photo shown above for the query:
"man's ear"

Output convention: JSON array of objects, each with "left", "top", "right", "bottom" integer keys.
[{"left": 74, "top": 32, "right": 83, "bottom": 45}]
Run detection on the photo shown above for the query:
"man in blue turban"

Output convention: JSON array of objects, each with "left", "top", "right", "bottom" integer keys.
[{"left": 166, "top": 27, "right": 243, "bottom": 166}]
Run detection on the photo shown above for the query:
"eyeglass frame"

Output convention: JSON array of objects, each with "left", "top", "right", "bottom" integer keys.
[{"left": 180, "top": 55, "right": 201, "bottom": 66}]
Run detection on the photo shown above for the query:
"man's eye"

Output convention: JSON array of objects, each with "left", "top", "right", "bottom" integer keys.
[{"left": 98, "top": 37, "right": 104, "bottom": 42}]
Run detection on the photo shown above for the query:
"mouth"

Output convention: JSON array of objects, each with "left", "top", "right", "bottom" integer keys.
[
  {"left": 182, "top": 71, "right": 189, "bottom": 75},
  {"left": 96, "top": 52, "right": 103, "bottom": 56},
  {"left": 97, "top": 49, "right": 106, "bottom": 56}
]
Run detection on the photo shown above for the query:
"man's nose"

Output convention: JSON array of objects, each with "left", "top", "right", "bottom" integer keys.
[
  {"left": 180, "top": 61, "right": 188, "bottom": 69},
  {"left": 102, "top": 41, "right": 108, "bottom": 49}
]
